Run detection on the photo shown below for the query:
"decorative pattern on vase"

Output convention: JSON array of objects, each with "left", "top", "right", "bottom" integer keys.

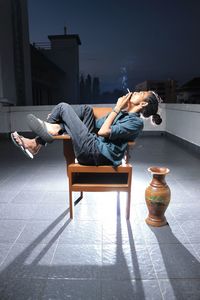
[{"left": 145, "top": 167, "right": 171, "bottom": 227}]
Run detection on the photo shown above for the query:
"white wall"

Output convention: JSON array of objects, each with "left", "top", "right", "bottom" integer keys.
[
  {"left": 166, "top": 104, "right": 200, "bottom": 147},
  {"left": 0, "top": 105, "right": 52, "bottom": 133},
  {"left": 143, "top": 104, "right": 166, "bottom": 132},
  {"left": 0, "top": 104, "right": 200, "bottom": 148}
]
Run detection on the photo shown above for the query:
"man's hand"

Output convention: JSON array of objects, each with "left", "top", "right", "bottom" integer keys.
[
  {"left": 98, "top": 92, "right": 132, "bottom": 137},
  {"left": 114, "top": 92, "right": 132, "bottom": 112}
]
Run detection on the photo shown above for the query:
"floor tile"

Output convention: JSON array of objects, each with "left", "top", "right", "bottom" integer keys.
[
  {"left": 147, "top": 243, "right": 200, "bottom": 279},
  {"left": 0, "top": 243, "right": 13, "bottom": 265},
  {"left": 0, "top": 243, "right": 56, "bottom": 278},
  {"left": 59, "top": 220, "right": 102, "bottom": 244},
  {"left": 140, "top": 222, "right": 189, "bottom": 244},
  {"left": 31, "top": 202, "right": 68, "bottom": 220},
  {"left": 103, "top": 218, "right": 146, "bottom": 245},
  {"left": 170, "top": 203, "right": 200, "bottom": 221},
  {"left": 0, "top": 191, "right": 20, "bottom": 204},
  {"left": 0, "top": 220, "right": 26, "bottom": 243},
  {"left": 179, "top": 220, "right": 200, "bottom": 243},
  {"left": 16, "top": 218, "right": 68, "bottom": 244},
  {"left": 102, "top": 244, "right": 156, "bottom": 280},
  {"left": 0, "top": 203, "right": 39, "bottom": 220},
  {"left": 191, "top": 243, "right": 200, "bottom": 259},
  {"left": 102, "top": 279, "right": 162, "bottom": 300},
  {"left": 42, "top": 279, "right": 101, "bottom": 300},
  {"left": 0, "top": 277, "right": 46, "bottom": 300},
  {"left": 11, "top": 190, "right": 45, "bottom": 204},
  {"left": 42, "top": 191, "right": 69, "bottom": 203},
  {"left": 50, "top": 244, "right": 102, "bottom": 279},
  {"left": 159, "top": 279, "right": 200, "bottom": 300}
]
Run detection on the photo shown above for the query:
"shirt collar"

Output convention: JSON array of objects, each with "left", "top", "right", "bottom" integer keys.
[{"left": 128, "top": 111, "right": 140, "bottom": 117}]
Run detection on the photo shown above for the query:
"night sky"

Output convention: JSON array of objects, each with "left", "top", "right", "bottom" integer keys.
[{"left": 28, "top": 0, "right": 200, "bottom": 92}]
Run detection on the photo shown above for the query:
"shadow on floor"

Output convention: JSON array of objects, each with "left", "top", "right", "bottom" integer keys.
[
  {"left": 0, "top": 197, "right": 147, "bottom": 300},
  {"left": 149, "top": 225, "right": 200, "bottom": 299}
]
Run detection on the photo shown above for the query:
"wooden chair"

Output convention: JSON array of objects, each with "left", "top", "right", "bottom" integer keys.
[{"left": 54, "top": 107, "right": 134, "bottom": 220}]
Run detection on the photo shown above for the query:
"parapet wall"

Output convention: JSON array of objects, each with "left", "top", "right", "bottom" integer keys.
[{"left": 0, "top": 103, "right": 199, "bottom": 147}]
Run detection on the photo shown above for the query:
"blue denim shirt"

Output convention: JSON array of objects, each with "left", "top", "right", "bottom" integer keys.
[{"left": 95, "top": 111, "right": 143, "bottom": 166}]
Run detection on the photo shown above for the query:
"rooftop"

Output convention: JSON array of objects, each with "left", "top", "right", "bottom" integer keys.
[
  {"left": 48, "top": 34, "right": 81, "bottom": 45},
  {"left": 0, "top": 135, "right": 199, "bottom": 299}
]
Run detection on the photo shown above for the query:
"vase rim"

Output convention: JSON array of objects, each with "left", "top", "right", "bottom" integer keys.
[{"left": 148, "top": 166, "right": 170, "bottom": 175}]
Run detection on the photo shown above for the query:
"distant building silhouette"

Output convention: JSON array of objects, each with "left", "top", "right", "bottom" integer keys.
[
  {"left": 79, "top": 74, "right": 101, "bottom": 103},
  {"left": 0, "top": 0, "right": 81, "bottom": 106},
  {"left": 31, "top": 45, "right": 65, "bottom": 105},
  {"left": 79, "top": 74, "right": 85, "bottom": 103},
  {"left": 36, "top": 30, "right": 81, "bottom": 104},
  {"left": 92, "top": 77, "right": 100, "bottom": 101},
  {"left": 84, "top": 74, "right": 92, "bottom": 103},
  {"left": 177, "top": 77, "right": 200, "bottom": 104},
  {"left": 135, "top": 79, "right": 177, "bottom": 103},
  {"left": 0, "top": 0, "right": 32, "bottom": 106}
]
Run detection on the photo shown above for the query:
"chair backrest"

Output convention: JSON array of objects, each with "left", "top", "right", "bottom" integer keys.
[{"left": 93, "top": 107, "right": 112, "bottom": 119}]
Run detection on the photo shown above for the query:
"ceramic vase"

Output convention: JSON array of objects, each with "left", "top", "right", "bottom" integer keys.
[{"left": 145, "top": 167, "right": 171, "bottom": 227}]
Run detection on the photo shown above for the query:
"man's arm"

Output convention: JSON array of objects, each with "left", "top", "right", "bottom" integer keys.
[
  {"left": 97, "top": 111, "right": 118, "bottom": 137},
  {"left": 98, "top": 93, "right": 132, "bottom": 137}
]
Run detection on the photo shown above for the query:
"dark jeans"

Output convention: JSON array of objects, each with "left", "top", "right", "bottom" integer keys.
[{"left": 38, "top": 103, "right": 112, "bottom": 166}]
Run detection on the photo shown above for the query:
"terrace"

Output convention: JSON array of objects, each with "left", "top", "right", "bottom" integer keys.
[{"left": 0, "top": 103, "right": 199, "bottom": 299}]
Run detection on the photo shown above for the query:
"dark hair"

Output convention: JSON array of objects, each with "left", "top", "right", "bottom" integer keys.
[{"left": 141, "top": 91, "right": 162, "bottom": 125}]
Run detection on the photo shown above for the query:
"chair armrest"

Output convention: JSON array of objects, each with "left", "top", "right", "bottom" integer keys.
[
  {"left": 53, "top": 134, "right": 71, "bottom": 140},
  {"left": 127, "top": 141, "right": 136, "bottom": 147},
  {"left": 53, "top": 134, "right": 135, "bottom": 145}
]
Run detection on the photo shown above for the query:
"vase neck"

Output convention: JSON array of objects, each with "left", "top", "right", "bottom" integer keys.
[{"left": 151, "top": 174, "right": 167, "bottom": 187}]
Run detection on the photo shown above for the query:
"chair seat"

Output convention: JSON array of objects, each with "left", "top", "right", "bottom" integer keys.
[
  {"left": 68, "top": 163, "right": 132, "bottom": 172},
  {"left": 68, "top": 162, "right": 132, "bottom": 219}
]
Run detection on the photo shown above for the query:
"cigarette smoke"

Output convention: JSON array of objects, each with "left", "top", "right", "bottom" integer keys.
[{"left": 121, "top": 67, "right": 128, "bottom": 91}]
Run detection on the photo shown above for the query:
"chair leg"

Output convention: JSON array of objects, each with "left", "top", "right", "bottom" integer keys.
[
  {"left": 80, "top": 191, "right": 83, "bottom": 200},
  {"left": 126, "top": 190, "right": 131, "bottom": 220},
  {"left": 69, "top": 189, "right": 73, "bottom": 219}
]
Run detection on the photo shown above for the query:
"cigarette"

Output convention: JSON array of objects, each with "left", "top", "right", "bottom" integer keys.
[{"left": 127, "top": 88, "right": 130, "bottom": 93}]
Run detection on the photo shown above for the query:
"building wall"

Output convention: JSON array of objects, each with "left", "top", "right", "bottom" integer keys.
[
  {"left": 0, "top": 0, "right": 17, "bottom": 105},
  {"left": 177, "top": 78, "right": 200, "bottom": 104},
  {"left": 31, "top": 45, "right": 66, "bottom": 105},
  {"left": 41, "top": 36, "right": 80, "bottom": 104},
  {"left": 17, "top": 0, "right": 32, "bottom": 105},
  {"left": 0, "top": 0, "right": 32, "bottom": 106},
  {"left": 177, "top": 90, "right": 200, "bottom": 104}
]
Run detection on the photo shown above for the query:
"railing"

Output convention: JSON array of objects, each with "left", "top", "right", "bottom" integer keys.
[{"left": 32, "top": 42, "right": 51, "bottom": 50}]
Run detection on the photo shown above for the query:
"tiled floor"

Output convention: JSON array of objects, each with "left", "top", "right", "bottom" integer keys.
[{"left": 0, "top": 135, "right": 199, "bottom": 300}]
